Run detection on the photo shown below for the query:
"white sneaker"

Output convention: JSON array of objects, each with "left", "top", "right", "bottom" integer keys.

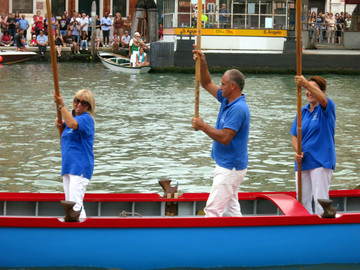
[{"left": 77, "top": 52, "right": 80, "bottom": 54}]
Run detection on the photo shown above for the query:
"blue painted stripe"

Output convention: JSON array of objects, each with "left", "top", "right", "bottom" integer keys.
[{"left": 0, "top": 224, "right": 359, "bottom": 269}]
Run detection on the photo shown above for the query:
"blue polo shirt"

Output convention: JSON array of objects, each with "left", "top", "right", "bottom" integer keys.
[
  {"left": 211, "top": 89, "right": 250, "bottom": 170},
  {"left": 61, "top": 112, "right": 95, "bottom": 179},
  {"left": 290, "top": 97, "right": 336, "bottom": 171},
  {"left": 18, "top": 18, "right": 29, "bottom": 30}
]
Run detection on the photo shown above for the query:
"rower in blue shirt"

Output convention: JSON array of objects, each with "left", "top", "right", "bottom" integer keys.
[
  {"left": 291, "top": 75, "right": 336, "bottom": 215},
  {"left": 192, "top": 48, "right": 250, "bottom": 217}
]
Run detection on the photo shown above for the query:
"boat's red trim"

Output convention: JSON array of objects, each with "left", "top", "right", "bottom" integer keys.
[
  {"left": 1, "top": 213, "right": 360, "bottom": 228},
  {"left": 257, "top": 194, "right": 311, "bottom": 216}
]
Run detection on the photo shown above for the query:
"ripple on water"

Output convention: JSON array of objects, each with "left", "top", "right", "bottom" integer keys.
[{"left": 0, "top": 67, "right": 359, "bottom": 193}]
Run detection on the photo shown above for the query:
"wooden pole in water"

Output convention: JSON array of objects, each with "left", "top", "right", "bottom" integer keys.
[
  {"left": 296, "top": 0, "right": 302, "bottom": 203},
  {"left": 45, "top": 0, "right": 62, "bottom": 138},
  {"left": 194, "top": 0, "right": 202, "bottom": 118},
  {"left": 91, "top": 1, "right": 96, "bottom": 62}
]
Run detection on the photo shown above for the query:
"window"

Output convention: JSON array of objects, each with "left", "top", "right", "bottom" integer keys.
[
  {"left": 163, "top": 0, "right": 175, "bottom": 27},
  {"left": 113, "top": 0, "right": 127, "bottom": 17},
  {"left": 51, "top": 0, "right": 65, "bottom": 16},
  {"left": 12, "top": 0, "right": 33, "bottom": 13}
]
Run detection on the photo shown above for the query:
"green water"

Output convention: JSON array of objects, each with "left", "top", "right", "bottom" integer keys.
[{"left": 0, "top": 63, "right": 359, "bottom": 195}]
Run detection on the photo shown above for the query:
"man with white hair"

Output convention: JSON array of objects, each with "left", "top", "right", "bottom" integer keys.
[{"left": 129, "top": 32, "right": 149, "bottom": 67}]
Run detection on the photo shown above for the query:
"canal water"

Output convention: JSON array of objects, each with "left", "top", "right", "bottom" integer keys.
[{"left": 0, "top": 63, "right": 359, "bottom": 195}]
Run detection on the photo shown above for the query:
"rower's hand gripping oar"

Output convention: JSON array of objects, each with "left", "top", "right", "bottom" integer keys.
[{"left": 45, "top": 0, "right": 62, "bottom": 138}]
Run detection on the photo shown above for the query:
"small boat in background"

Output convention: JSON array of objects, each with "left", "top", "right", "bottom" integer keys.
[
  {"left": 0, "top": 50, "right": 37, "bottom": 64},
  {"left": 98, "top": 51, "right": 151, "bottom": 74}
]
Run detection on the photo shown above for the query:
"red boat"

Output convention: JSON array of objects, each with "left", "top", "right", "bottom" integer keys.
[{"left": 0, "top": 188, "right": 360, "bottom": 269}]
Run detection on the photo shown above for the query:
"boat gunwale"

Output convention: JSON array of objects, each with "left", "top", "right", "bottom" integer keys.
[{"left": 1, "top": 212, "right": 360, "bottom": 228}]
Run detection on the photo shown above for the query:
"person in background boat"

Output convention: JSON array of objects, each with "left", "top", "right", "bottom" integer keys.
[
  {"left": 18, "top": 14, "right": 30, "bottom": 40},
  {"left": 101, "top": 12, "right": 112, "bottom": 47},
  {"left": 79, "top": 31, "right": 88, "bottom": 51},
  {"left": 192, "top": 48, "right": 250, "bottom": 217},
  {"left": 36, "top": 30, "right": 47, "bottom": 55},
  {"left": 0, "top": 30, "right": 14, "bottom": 46},
  {"left": 129, "top": 32, "right": 149, "bottom": 67},
  {"left": 14, "top": 28, "right": 28, "bottom": 51},
  {"left": 291, "top": 75, "right": 336, "bottom": 215},
  {"left": 219, "top": 4, "right": 230, "bottom": 29},
  {"left": 55, "top": 29, "right": 64, "bottom": 57},
  {"left": 121, "top": 30, "right": 130, "bottom": 48},
  {"left": 54, "top": 89, "right": 95, "bottom": 221},
  {"left": 136, "top": 47, "right": 150, "bottom": 67},
  {"left": 112, "top": 32, "right": 120, "bottom": 51}
]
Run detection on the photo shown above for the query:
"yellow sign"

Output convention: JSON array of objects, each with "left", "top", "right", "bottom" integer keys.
[{"left": 174, "top": 28, "right": 287, "bottom": 37}]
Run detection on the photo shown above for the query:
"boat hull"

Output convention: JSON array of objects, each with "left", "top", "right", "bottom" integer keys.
[
  {"left": 1, "top": 219, "right": 360, "bottom": 269},
  {"left": 1, "top": 190, "right": 360, "bottom": 269},
  {"left": 98, "top": 51, "right": 151, "bottom": 74},
  {"left": 0, "top": 51, "right": 37, "bottom": 64}
]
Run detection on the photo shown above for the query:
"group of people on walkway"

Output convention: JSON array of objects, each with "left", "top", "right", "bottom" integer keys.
[
  {"left": 0, "top": 10, "right": 145, "bottom": 57},
  {"left": 53, "top": 47, "right": 335, "bottom": 221},
  {"left": 307, "top": 10, "right": 351, "bottom": 44}
]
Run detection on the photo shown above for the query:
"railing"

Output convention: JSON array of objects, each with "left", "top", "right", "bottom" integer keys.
[
  {"left": 306, "top": 22, "right": 346, "bottom": 46},
  {"left": 165, "top": 11, "right": 289, "bottom": 30}
]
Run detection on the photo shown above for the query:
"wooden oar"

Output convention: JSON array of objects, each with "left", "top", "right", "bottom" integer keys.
[
  {"left": 194, "top": 0, "right": 202, "bottom": 118},
  {"left": 45, "top": 0, "right": 62, "bottom": 138},
  {"left": 295, "top": 0, "right": 302, "bottom": 203}
]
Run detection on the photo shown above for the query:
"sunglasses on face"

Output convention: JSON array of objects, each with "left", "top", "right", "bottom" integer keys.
[{"left": 74, "top": 98, "right": 90, "bottom": 107}]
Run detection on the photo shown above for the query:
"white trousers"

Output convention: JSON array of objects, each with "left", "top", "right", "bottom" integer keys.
[
  {"left": 295, "top": 167, "right": 333, "bottom": 215},
  {"left": 63, "top": 174, "right": 89, "bottom": 218},
  {"left": 130, "top": 51, "right": 138, "bottom": 67},
  {"left": 204, "top": 165, "right": 247, "bottom": 217}
]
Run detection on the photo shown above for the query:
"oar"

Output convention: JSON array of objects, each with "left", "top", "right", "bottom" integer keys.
[
  {"left": 194, "top": 0, "right": 202, "bottom": 118},
  {"left": 45, "top": 0, "right": 62, "bottom": 138},
  {"left": 295, "top": 0, "right": 302, "bottom": 203}
]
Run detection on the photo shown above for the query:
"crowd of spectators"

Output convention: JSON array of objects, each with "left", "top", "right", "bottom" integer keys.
[
  {"left": 307, "top": 11, "right": 352, "bottom": 44},
  {"left": 0, "top": 10, "right": 144, "bottom": 56}
]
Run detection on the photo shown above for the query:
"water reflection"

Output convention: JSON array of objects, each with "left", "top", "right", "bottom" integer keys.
[{"left": 0, "top": 63, "right": 359, "bottom": 194}]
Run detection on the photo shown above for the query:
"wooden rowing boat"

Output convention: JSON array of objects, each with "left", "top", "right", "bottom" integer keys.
[
  {"left": 98, "top": 51, "right": 151, "bottom": 74},
  {"left": 0, "top": 50, "right": 36, "bottom": 64},
  {"left": 1, "top": 188, "right": 359, "bottom": 269}
]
